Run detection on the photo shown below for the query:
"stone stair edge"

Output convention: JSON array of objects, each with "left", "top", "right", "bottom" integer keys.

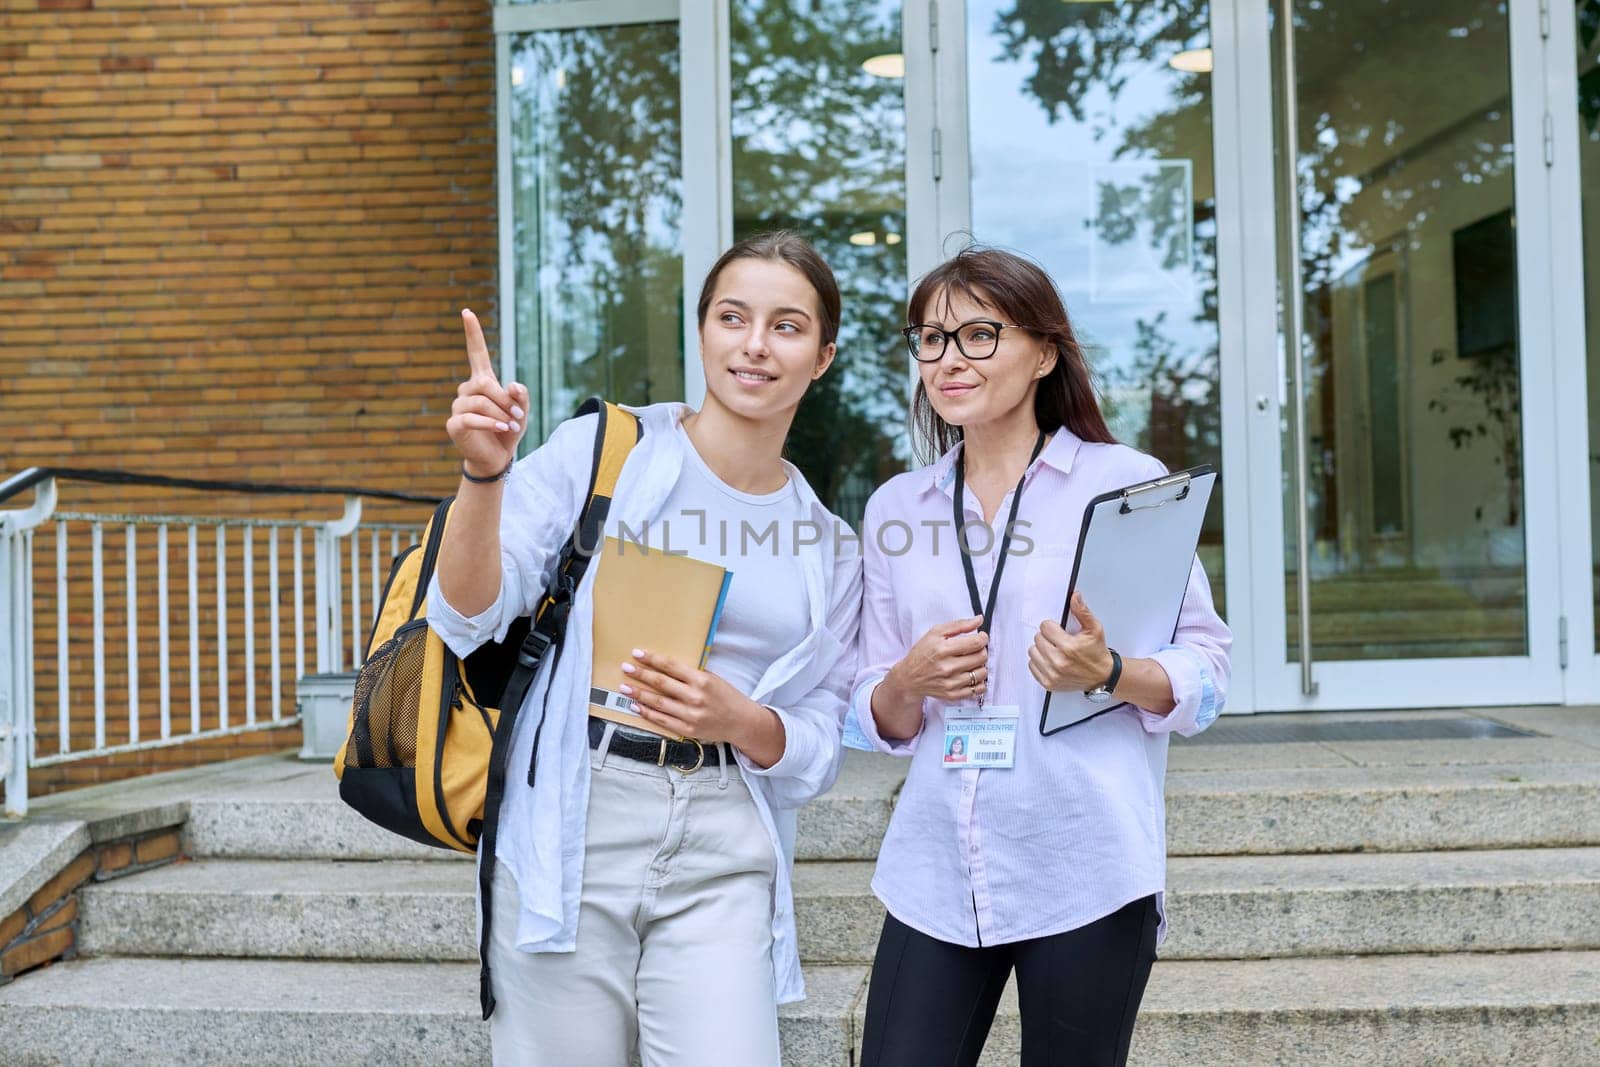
[
  {"left": 77, "top": 843, "right": 1600, "bottom": 886},
  {"left": 6, "top": 951, "right": 1597, "bottom": 1019},
  {"left": 75, "top": 847, "right": 1600, "bottom": 966}
]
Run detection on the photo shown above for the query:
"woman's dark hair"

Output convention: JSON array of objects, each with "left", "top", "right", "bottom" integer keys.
[
  {"left": 907, "top": 246, "right": 1115, "bottom": 461},
  {"left": 696, "top": 230, "right": 841, "bottom": 347}
]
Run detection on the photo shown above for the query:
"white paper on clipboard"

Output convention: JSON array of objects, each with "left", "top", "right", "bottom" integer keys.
[{"left": 1039, "top": 466, "right": 1216, "bottom": 735}]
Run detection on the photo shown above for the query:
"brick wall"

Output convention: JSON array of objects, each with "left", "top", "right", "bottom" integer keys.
[
  {"left": 0, "top": 825, "right": 184, "bottom": 983},
  {"left": 1, "top": 0, "right": 499, "bottom": 801}
]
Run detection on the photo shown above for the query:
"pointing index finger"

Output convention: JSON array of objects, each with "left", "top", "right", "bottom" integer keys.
[{"left": 461, "top": 308, "right": 497, "bottom": 381}]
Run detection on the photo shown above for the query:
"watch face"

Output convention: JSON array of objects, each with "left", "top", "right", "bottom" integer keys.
[{"left": 1084, "top": 688, "right": 1112, "bottom": 705}]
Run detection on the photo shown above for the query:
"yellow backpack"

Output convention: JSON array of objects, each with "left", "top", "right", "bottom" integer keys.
[{"left": 333, "top": 398, "right": 639, "bottom": 1018}]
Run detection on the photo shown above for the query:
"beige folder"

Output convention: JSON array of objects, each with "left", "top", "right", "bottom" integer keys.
[{"left": 588, "top": 537, "right": 732, "bottom": 738}]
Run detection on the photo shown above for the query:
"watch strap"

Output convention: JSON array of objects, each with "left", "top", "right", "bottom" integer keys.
[{"left": 1086, "top": 648, "right": 1122, "bottom": 698}]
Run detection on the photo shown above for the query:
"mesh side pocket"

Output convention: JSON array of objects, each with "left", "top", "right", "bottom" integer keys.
[{"left": 346, "top": 620, "right": 428, "bottom": 770}]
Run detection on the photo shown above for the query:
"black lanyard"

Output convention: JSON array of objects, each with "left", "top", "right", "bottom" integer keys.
[{"left": 952, "top": 430, "right": 1047, "bottom": 637}]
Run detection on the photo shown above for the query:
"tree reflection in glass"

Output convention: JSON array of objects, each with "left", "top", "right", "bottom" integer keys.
[{"left": 730, "top": 0, "right": 909, "bottom": 526}]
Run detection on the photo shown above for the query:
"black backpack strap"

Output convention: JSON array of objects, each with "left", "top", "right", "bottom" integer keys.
[{"left": 476, "top": 397, "right": 641, "bottom": 1020}]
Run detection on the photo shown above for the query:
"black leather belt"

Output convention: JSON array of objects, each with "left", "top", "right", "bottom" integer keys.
[{"left": 587, "top": 716, "right": 728, "bottom": 773}]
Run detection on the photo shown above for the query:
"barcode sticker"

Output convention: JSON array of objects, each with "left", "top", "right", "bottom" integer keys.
[
  {"left": 590, "top": 687, "right": 639, "bottom": 716},
  {"left": 973, "top": 752, "right": 1006, "bottom": 761}
]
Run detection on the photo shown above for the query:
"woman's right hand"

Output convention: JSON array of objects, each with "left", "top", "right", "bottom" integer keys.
[
  {"left": 447, "top": 309, "right": 530, "bottom": 479},
  {"left": 887, "top": 615, "right": 990, "bottom": 704}
]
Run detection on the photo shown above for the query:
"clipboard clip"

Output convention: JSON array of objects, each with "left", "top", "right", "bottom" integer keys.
[{"left": 1119, "top": 472, "right": 1192, "bottom": 514}]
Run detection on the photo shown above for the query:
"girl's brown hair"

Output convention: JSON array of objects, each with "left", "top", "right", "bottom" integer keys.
[
  {"left": 696, "top": 230, "right": 841, "bottom": 347},
  {"left": 908, "top": 246, "right": 1115, "bottom": 461}
]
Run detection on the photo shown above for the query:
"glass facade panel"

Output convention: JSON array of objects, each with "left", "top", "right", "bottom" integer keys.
[
  {"left": 508, "top": 23, "right": 684, "bottom": 443},
  {"left": 1276, "top": 0, "right": 1527, "bottom": 660},
  {"left": 963, "top": 0, "right": 1225, "bottom": 613},
  {"left": 729, "top": 0, "right": 909, "bottom": 525}
]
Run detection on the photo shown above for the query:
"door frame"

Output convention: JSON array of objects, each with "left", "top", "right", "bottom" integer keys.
[
  {"left": 1546, "top": 0, "right": 1600, "bottom": 705},
  {"left": 1234, "top": 0, "right": 1568, "bottom": 711}
]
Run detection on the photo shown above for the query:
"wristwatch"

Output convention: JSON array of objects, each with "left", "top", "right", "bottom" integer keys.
[{"left": 1084, "top": 648, "right": 1123, "bottom": 704}]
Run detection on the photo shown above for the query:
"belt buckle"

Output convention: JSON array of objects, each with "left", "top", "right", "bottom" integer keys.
[{"left": 670, "top": 738, "right": 705, "bottom": 774}]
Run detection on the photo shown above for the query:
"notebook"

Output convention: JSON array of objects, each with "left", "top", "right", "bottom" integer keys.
[{"left": 587, "top": 536, "right": 733, "bottom": 738}]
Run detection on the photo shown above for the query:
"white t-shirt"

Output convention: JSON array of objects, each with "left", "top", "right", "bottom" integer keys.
[{"left": 625, "top": 422, "right": 810, "bottom": 696}]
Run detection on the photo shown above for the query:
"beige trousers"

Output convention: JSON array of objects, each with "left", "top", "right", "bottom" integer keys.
[{"left": 487, "top": 734, "right": 781, "bottom": 1066}]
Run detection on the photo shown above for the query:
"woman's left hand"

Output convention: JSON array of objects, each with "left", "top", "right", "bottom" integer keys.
[
  {"left": 1028, "top": 592, "right": 1116, "bottom": 693},
  {"left": 620, "top": 649, "right": 768, "bottom": 746}
]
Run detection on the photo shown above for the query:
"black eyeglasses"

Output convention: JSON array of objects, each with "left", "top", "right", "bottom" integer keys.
[{"left": 902, "top": 319, "right": 1032, "bottom": 362}]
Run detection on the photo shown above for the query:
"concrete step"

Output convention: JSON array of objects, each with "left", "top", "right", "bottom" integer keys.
[
  {"left": 5, "top": 953, "right": 1596, "bottom": 1066},
  {"left": 180, "top": 754, "right": 1600, "bottom": 865},
  {"left": 0, "top": 956, "right": 862, "bottom": 1066},
  {"left": 776, "top": 847, "right": 1600, "bottom": 964},
  {"left": 1109, "top": 951, "right": 1600, "bottom": 1066},
  {"left": 182, "top": 750, "right": 904, "bottom": 863},
  {"left": 72, "top": 858, "right": 865, "bottom": 964},
  {"left": 78, "top": 859, "right": 476, "bottom": 962},
  {"left": 78, "top": 848, "right": 1600, "bottom": 965},
  {"left": 1164, "top": 761, "right": 1600, "bottom": 855}
]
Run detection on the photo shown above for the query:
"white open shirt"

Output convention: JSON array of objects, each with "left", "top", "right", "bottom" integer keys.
[{"left": 428, "top": 402, "right": 862, "bottom": 1004}]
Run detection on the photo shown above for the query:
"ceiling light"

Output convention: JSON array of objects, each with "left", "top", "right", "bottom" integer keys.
[
  {"left": 849, "top": 231, "right": 877, "bottom": 247},
  {"left": 861, "top": 53, "right": 905, "bottom": 79},
  {"left": 1170, "top": 48, "right": 1213, "bottom": 74},
  {"left": 885, "top": 233, "right": 902, "bottom": 245},
  {"left": 511, "top": 65, "right": 525, "bottom": 87}
]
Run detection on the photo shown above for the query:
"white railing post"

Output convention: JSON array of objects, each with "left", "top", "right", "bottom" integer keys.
[
  {"left": 2, "top": 477, "right": 57, "bottom": 818},
  {"left": 1, "top": 520, "right": 17, "bottom": 815},
  {"left": 313, "top": 497, "right": 362, "bottom": 677},
  {"left": 313, "top": 528, "right": 332, "bottom": 675}
]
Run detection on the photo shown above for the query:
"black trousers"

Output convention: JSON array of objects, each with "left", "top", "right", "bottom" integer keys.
[{"left": 859, "top": 896, "right": 1159, "bottom": 1067}]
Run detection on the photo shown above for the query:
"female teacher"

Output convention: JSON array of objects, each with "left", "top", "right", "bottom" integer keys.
[{"left": 848, "top": 247, "right": 1231, "bottom": 1067}]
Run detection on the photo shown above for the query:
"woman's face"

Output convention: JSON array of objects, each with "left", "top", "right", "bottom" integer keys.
[
  {"left": 914, "top": 286, "right": 1055, "bottom": 432},
  {"left": 699, "top": 258, "right": 835, "bottom": 423}
]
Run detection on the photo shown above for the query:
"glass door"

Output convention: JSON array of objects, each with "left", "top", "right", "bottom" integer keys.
[{"left": 1241, "top": 0, "right": 1565, "bottom": 708}]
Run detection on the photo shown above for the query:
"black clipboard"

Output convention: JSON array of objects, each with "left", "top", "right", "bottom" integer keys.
[{"left": 1039, "top": 465, "right": 1216, "bottom": 735}]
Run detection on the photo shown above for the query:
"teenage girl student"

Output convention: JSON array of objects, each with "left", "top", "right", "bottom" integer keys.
[
  {"left": 431, "top": 232, "right": 862, "bottom": 1066},
  {"left": 850, "top": 247, "right": 1231, "bottom": 1067}
]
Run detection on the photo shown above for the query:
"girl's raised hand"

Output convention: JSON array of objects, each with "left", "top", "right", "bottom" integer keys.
[{"left": 446, "top": 309, "right": 530, "bottom": 478}]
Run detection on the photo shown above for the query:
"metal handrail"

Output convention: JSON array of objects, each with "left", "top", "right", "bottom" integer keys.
[
  {"left": 0, "top": 467, "right": 445, "bottom": 507},
  {"left": 1, "top": 470, "right": 437, "bottom": 817}
]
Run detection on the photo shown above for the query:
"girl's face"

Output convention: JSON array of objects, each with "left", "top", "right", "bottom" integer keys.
[
  {"left": 699, "top": 258, "right": 835, "bottom": 423},
  {"left": 914, "top": 286, "right": 1055, "bottom": 433}
]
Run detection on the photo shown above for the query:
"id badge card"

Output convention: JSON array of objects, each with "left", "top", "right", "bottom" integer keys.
[{"left": 942, "top": 705, "right": 1019, "bottom": 769}]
